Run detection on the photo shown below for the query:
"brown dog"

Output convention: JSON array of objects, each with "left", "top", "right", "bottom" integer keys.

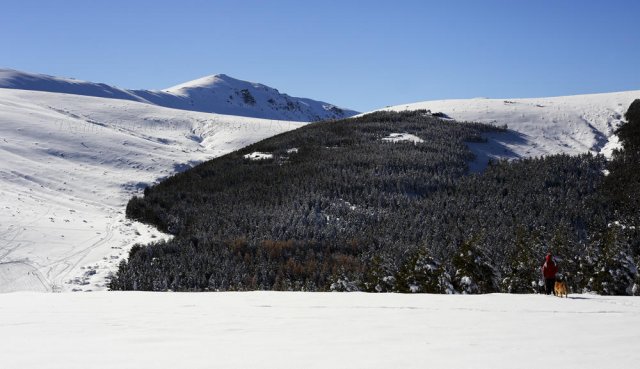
[{"left": 554, "top": 280, "right": 568, "bottom": 298}]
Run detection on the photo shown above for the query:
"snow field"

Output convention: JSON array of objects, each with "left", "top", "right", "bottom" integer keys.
[{"left": 1, "top": 291, "right": 639, "bottom": 369}]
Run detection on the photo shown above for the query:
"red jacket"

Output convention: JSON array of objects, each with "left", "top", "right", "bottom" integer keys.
[{"left": 542, "top": 255, "right": 558, "bottom": 278}]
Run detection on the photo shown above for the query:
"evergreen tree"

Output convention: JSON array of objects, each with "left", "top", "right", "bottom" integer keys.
[
  {"left": 589, "top": 226, "right": 636, "bottom": 295},
  {"left": 616, "top": 99, "right": 640, "bottom": 154},
  {"left": 362, "top": 255, "right": 396, "bottom": 292},
  {"left": 451, "top": 236, "right": 496, "bottom": 294},
  {"left": 605, "top": 99, "right": 640, "bottom": 219},
  {"left": 395, "top": 249, "right": 446, "bottom": 293},
  {"left": 501, "top": 226, "right": 539, "bottom": 293}
]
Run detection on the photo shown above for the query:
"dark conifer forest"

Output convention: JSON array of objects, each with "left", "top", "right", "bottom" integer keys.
[{"left": 110, "top": 104, "right": 640, "bottom": 295}]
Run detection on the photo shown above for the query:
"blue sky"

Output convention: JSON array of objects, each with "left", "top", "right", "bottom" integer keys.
[{"left": 2, "top": 0, "right": 639, "bottom": 112}]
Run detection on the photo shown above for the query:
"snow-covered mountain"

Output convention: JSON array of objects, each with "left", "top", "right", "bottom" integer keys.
[
  {"left": 0, "top": 69, "right": 358, "bottom": 121},
  {"left": 1, "top": 70, "right": 637, "bottom": 294},
  {"left": 0, "top": 87, "right": 302, "bottom": 293},
  {"left": 374, "top": 91, "right": 639, "bottom": 168}
]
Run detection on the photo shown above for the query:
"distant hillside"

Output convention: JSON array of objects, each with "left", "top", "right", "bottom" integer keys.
[
  {"left": 0, "top": 68, "right": 358, "bottom": 121},
  {"left": 111, "top": 110, "right": 639, "bottom": 295},
  {"left": 372, "top": 91, "right": 639, "bottom": 159}
]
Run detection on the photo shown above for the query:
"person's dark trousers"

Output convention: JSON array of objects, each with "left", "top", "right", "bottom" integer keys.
[{"left": 545, "top": 278, "right": 556, "bottom": 295}]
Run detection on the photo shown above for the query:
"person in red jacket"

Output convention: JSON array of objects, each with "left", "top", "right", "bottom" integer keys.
[{"left": 542, "top": 252, "right": 558, "bottom": 295}]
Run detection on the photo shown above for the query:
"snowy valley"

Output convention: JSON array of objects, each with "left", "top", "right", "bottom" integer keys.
[
  {"left": 4, "top": 0, "right": 640, "bottom": 367},
  {"left": 1, "top": 69, "right": 639, "bottom": 369},
  {"left": 1, "top": 70, "right": 638, "bottom": 293}
]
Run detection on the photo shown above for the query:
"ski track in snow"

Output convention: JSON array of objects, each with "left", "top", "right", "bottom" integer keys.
[
  {"left": 0, "top": 88, "right": 302, "bottom": 292},
  {"left": 1, "top": 292, "right": 639, "bottom": 369}
]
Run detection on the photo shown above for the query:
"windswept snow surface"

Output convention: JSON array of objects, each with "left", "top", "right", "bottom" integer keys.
[
  {"left": 2, "top": 292, "right": 639, "bottom": 369},
  {"left": 0, "top": 69, "right": 358, "bottom": 121},
  {"left": 378, "top": 91, "right": 639, "bottom": 169},
  {"left": 0, "top": 88, "right": 302, "bottom": 292}
]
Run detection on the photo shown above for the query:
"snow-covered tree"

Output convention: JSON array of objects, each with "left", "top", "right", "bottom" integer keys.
[
  {"left": 395, "top": 250, "right": 447, "bottom": 293},
  {"left": 452, "top": 237, "right": 496, "bottom": 294}
]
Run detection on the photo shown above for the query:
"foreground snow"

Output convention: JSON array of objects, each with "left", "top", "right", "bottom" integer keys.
[
  {"left": 1, "top": 292, "right": 638, "bottom": 369},
  {"left": 0, "top": 88, "right": 302, "bottom": 292}
]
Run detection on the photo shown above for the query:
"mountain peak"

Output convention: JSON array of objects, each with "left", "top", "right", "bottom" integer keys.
[
  {"left": 212, "top": 73, "right": 233, "bottom": 80},
  {"left": 163, "top": 73, "right": 251, "bottom": 93},
  {"left": 0, "top": 68, "right": 359, "bottom": 121},
  {"left": 158, "top": 73, "right": 358, "bottom": 120}
]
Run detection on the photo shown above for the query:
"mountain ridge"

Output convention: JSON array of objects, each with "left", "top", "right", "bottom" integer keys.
[{"left": 0, "top": 68, "right": 358, "bottom": 121}]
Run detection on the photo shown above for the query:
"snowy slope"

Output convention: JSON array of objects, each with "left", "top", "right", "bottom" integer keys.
[
  {"left": 0, "top": 88, "right": 302, "bottom": 292},
  {"left": 154, "top": 73, "right": 358, "bottom": 121},
  {"left": 0, "top": 68, "right": 150, "bottom": 103},
  {"left": 2, "top": 291, "right": 639, "bottom": 369},
  {"left": 376, "top": 91, "right": 639, "bottom": 168},
  {"left": 0, "top": 68, "right": 358, "bottom": 121}
]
